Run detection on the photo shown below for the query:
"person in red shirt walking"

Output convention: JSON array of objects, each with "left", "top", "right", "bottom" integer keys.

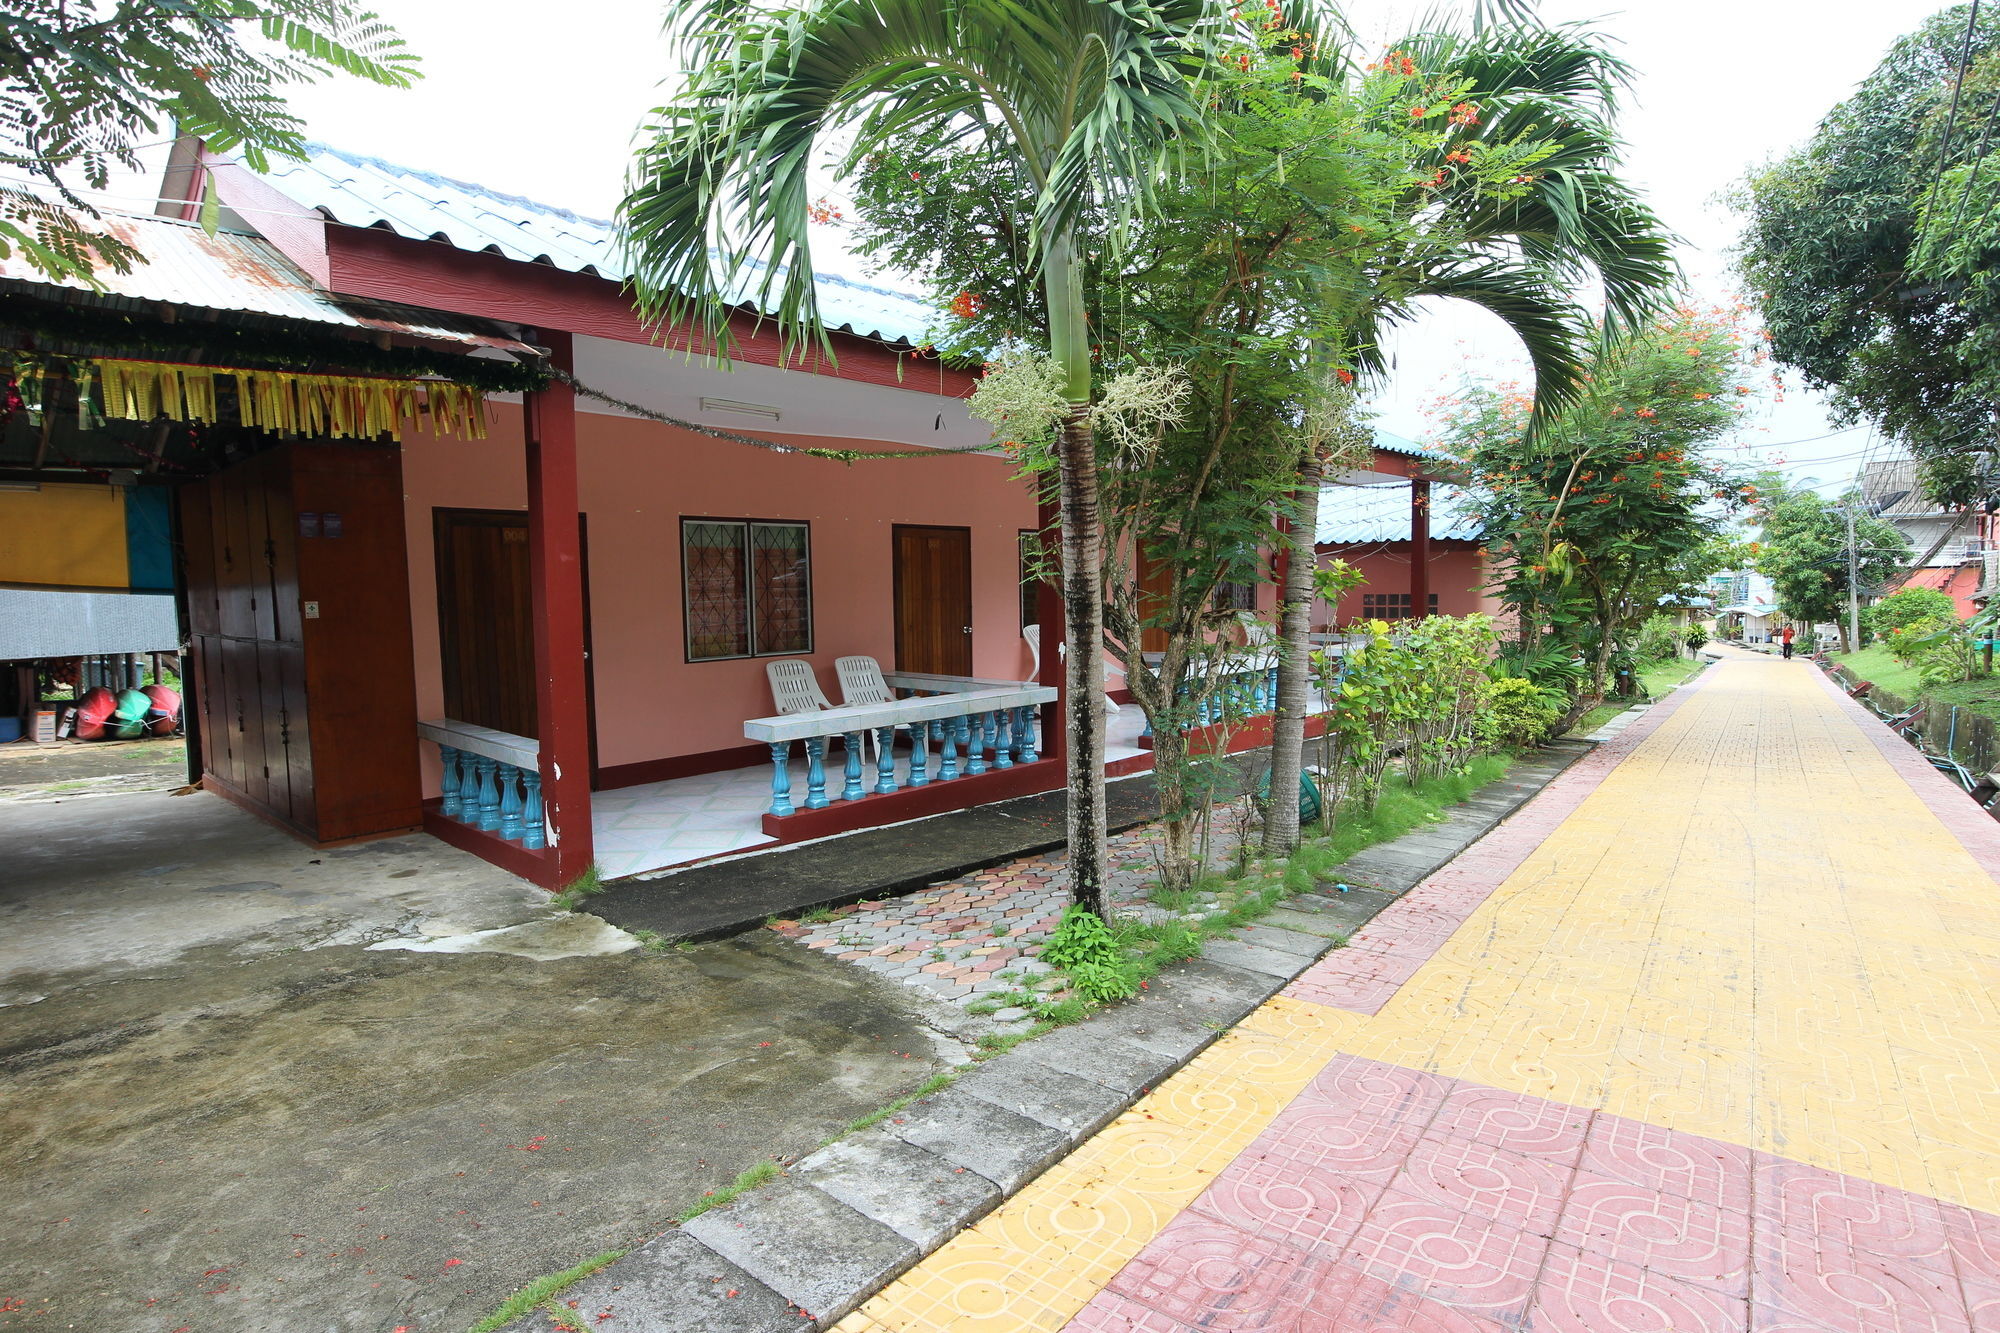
[{"left": 1781, "top": 624, "right": 1796, "bottom": 659}]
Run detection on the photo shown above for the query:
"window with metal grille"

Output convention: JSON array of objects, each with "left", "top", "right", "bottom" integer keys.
[
  {"left": 1358, "top": 592, "right": 1439, "bottom": 620},
  {"left": 682, "top": 518, "right": 812, "bottom": 661},
  {"left": 1213, "top": 580, "right": 1257, "bottom": 612}
]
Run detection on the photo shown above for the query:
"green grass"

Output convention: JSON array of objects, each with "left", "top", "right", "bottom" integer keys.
[
  {"left": 674, "top": 1159, "right": 780, "bottom": 1224},
  {"left": 1833, "top": 643, "right": 2000, "bottom": 727},
  {"left": 1830, "top": 644, "right": 1924, "bottom": 697},
  {"left": 1639, "top": 654, "right": 1705, "bottom": 697},
  {"left": 465, "top": 1249, "right": 627, "bottom": 1333},
  {"left": 549, "top": 864, "right": 606, "bottom": 912}
]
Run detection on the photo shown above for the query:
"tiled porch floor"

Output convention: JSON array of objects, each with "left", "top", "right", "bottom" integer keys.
[{"left": 590, "top": 706, "right": 1153, "bottom": 881}]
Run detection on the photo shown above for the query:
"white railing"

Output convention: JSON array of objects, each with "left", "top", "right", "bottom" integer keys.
[
  {"left": 742, "top": 676, "right": 1057, "bottom": 816},
  {"left": 418, "top": 719, "right": 544, "bottom": 849}
]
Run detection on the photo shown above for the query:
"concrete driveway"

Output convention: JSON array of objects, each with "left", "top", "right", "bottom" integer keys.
[{"left": 0, "top": 785, "right": 971, "bottom": 1333}]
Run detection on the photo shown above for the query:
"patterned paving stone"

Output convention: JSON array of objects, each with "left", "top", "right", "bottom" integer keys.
[{"left": 839, "top": 658, "right": 2000, "bottom": 1333}]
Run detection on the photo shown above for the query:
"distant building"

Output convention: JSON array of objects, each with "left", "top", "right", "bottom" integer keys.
[{"left": 1858, "top": 454, "right": 1990, "bottom": 616}]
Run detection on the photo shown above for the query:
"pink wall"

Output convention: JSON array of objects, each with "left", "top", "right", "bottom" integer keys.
[
  {"left": 403, "top": 404, "right": 1038, "bottom": 782},
  {"left": 1313, "top": 544, "right": 1489, "bottom": 627}
]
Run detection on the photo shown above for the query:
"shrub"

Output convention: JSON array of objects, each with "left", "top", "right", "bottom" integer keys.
[
  {"left": 1041, "top": 906, "right": 1137, "bottom": 1002},
  {"left": 1683, "top": 623, "right": 1709, "bottom": 652},
  {"left": 1885, "top": 614, "right": 1951, "bottom": 667},
  {"left": 1478, "top": 677, "right": 1562, "bottom": 750},
  {"left": 1865, "top": 586, "right": 1958, "bottom": 641},
  {"left": 1635, "top": 613, "right": 1681, "bottom": 664}
]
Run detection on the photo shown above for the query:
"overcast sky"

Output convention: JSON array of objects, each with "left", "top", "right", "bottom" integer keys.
[{"left": 113, "top": 0, "right": 1931, "bottom": 489}]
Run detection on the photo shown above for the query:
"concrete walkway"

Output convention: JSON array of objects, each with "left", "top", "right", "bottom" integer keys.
[{"left": 836, "top": 654, "right": 2000, "bottom": 1331}]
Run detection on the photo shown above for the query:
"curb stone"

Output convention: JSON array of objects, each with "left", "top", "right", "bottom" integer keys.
[{"left": 502, "top": 741, "right": 1588, "bottom": 1331}]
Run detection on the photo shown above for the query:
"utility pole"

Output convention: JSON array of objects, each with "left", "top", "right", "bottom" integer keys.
[{"left": 1846, "top": 502, "right": 1861, "bottom": 654}]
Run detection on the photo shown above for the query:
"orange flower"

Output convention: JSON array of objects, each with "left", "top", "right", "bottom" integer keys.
[{"left": 949, "top": 290, "right": 985, "bottom": 319}]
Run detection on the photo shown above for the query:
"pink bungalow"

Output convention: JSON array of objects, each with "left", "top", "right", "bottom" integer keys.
[{"left": 97, "top": 138, "right": 1460, "bottom": 891}]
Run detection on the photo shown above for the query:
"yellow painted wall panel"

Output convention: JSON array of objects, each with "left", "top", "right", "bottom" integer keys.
[{"left": 0, "top": 484, "right": 130, "bottom": 589}]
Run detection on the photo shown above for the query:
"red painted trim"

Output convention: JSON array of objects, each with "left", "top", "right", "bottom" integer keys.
[
  {"left": 525, "top": 332, "right": 595, "bottom": 886},
  {"left": 321, "top": 225, "right": 975, "bottom": 397},
  {"left": 422, "top": 803, "right": 560, "bottom": 888},
  {"left": 759, "top": 757, "right": 1063, "bottom": 842},
  {"left": 595, "top": 743, "right": 770, "bottom": 791}
]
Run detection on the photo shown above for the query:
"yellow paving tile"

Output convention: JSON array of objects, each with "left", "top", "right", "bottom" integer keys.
[{"left": 854, "top": 659, "right": 2000, "bottom": 1329}]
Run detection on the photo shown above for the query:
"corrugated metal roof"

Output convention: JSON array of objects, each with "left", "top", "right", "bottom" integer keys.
[
  {"left": 0, "top": 208, "right": 535, "bottom": 351},
  {"left": 260, "top": 142, "right": 940, "bottom": 346},
  {"left": 1371, "top": 427, "right": 1452, "bottom": 462},
  {"left": 1315, "top": 481, "right": 1483, "bottom": 545}
]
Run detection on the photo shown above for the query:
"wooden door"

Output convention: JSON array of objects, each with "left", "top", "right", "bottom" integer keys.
[
  {"left": 435, "top": 510, "right": 539, "bottom": 738},
  {"left": 432, "top": 509, "right": 595, "bottom": 750},
  {"left": 893, "top": 525, "right": 973, "bottom": 676}
]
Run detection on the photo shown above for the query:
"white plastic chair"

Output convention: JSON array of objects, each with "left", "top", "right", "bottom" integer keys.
[
  {"left": 766, "top": 658, "right": 865, "bottom": 763},
  {"left": 835, "top": 655, "right": 896, "bottom": 707},
  {"left": 765, "top": 659, "right": 834, "bottom": 715},
  {"left": 835, "top": 655, "right": 905, "bottom": 761}
]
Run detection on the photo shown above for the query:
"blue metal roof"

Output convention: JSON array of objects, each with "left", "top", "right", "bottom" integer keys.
[
  {"left": 259, "top": 142, "right": 940, "bottom": 346},
  {"left": 1315, "top": 481, "right": 1483, "bottom": 545},
  {"left": 1371, "top": 427, "right": 1450, "bottom": 461}
]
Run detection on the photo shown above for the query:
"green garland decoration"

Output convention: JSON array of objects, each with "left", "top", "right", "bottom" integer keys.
[{"left": 0, "top": 292, "right": 550, "bottom": 393}]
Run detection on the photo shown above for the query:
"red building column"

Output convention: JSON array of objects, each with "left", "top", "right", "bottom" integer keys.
[
  {"left": 1410, "top": 478, "right": 1432, "bottom": 620},
  {"left": 525, "top": 331, "right": 594, "bottom": 888}
]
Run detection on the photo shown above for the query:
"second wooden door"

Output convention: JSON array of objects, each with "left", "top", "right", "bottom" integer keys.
[{"left": 893, "top": 525, "right": 972, "bottom": 676}]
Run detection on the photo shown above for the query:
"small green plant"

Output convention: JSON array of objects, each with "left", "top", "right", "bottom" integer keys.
[
  {"left": 1634, "top": 613, "right": 1682, "bottom": 664},
  {"left": 800, "top": 904, "right": 839, "bottom": 924},
  {"left": 1041, "top": 906, "right": 1138, "bottom": 1002},
  {"left": 1478, "top": 677, "right": 1562, "bottom": 750},
  {"left": 675, "top": 1160, "right": 780, "bottom": 1224},
  {"left": 627, "top": 928, "right": 672, "bottom": 954},
  {"left": 467, "top": 1249, "right": 628, "bottom": 1333},
  {"left": 549, "top": 864, "right": 606, "bottom": 911}
]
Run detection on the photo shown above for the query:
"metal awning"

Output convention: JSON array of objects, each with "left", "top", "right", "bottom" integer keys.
[{"left": 0, "top": 207, "right": 537, "bottom": 355}]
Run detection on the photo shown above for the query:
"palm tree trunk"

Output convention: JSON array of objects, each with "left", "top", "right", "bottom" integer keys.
[
  {"left": 1045, "top": 232, "right": 1109, "bottom": 917},
  {"left": 1263, "top": 445, "right": 1325, "bottom": 855}
]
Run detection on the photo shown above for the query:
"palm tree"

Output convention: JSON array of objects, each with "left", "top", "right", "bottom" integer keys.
[
  {"left": 1261, "top": 20, "right": 1676, "bottom": 854},
  {"left": 620, "top": 0, "right": 1227, "bottom": 917}
]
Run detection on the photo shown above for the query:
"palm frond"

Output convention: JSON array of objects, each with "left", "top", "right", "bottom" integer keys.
[{"left": 619, "top": 0, "right": 1231, "bottom": 361}]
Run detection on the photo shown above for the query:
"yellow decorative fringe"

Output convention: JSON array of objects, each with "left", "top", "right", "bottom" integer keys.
[{"left": 93, "top": 359, "right": 489, "bottom": 442}]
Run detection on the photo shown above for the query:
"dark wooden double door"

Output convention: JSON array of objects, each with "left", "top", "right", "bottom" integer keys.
[
  {"left": 432, "top": 509, "right": 594, "bottom": 762},
  {"left": 893, "top": 525, "right": 973, "bottom": 677},
  {"left": 181, "top": 443, "right": 421, "bottom": 842}
]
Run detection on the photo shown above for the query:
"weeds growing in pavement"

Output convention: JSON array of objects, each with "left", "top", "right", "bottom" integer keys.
[
  {"left": 549, "top": 864, "right": 606, "bottom": 912},
  {"left": 674, "top": 1159, "right": 780, "bottom": 1224},
  {"left": 466, "top": 1249, "right": 627, "bottom": 1333}
]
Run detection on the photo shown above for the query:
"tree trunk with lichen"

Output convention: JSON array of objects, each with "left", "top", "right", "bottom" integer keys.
[
  {"left": 1055, "top": 401, "right": 1110, "bottom": 918},
  {"left": 1262, "top": 446, "right": 1326, "bottom": 856}
]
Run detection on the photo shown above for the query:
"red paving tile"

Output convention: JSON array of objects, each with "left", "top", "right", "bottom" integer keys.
[
  {"left": 1751, "top": 1224, "right": 1971, "bottom": 1333},
  {"left": 1394, "top": 1133, "right": 1574, "bottom": 1235},
  {"left": 1752, "top": 1153, "right": 1954, "bottom": 1268},
  {"left": 1342, "top": 1188, "right": 1550, "bottom": 1319},
  {"left": 1334, "top": 1274, "right": 1516, "bottom": 1331},
  {"left": 1426, "top": 1083, "right": 1593, "bottom": 1164},
  {"left": 1554, "top": 1170, "right": 1752, "bottom": 1296},
  {"left": 1529, "top": 1246, "right": 1749, "bottom": 1332},
  {"left": 1578, "top": 1113, "right": 1754, "bottom": 1207},
  {"left": 1191, "top": 1153, "right": 1382, "bottom": 1253},
  {"left": 1104, "top": 1214, "right": 1349, "bottom": 1328}
]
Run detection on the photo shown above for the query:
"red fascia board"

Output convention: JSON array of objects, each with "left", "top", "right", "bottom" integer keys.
[{"left": 322, "top": 224, "right": 973, "bottom": 396}]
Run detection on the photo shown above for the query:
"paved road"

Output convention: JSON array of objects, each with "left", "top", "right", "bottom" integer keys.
[{"left": 836, "top": 653, "right": 2000, "bottom": 1331}]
